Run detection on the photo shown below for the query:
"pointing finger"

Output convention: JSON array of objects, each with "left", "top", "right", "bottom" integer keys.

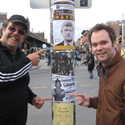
[
  {"left": 34, "top": 50, "right": 44, "bottom": 55},
  {"left": 69, "top": 93, "right": 85, "bottom": 97},
  {"left": 40, "top": 97, "right": 53, "bottom": 102}
]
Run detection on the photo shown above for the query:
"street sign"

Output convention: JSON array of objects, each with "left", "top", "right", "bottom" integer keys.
[
  {"left": 30, "top": 0, "right": 50, "bottom": 8},
  {"left": 30, "top": 0, "right": 92, "bottom": 9}
]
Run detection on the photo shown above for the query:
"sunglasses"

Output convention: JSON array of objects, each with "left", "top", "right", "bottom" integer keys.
[{"left": 8, "top": 26, "right": 26, "bottom": 35}]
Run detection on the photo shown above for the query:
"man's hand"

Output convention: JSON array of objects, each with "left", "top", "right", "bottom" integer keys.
[
  {"left": 70, "top": 93, "right": 90, "bottom": 107},
  {"left": 32, "top": 97, "right": 53, "bottom": 109},
  {"left": 27, "top": 50, "right": 44, "bottom": 66}
]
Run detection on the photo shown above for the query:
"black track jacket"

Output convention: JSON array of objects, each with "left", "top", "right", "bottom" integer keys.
[{"left": 0, "top": 43, "right": 36, "bottom": 116}]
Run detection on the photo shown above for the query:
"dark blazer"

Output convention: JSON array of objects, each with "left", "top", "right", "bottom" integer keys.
[{"left": 56, "top": 40, "right": 74, "bottom": 46}]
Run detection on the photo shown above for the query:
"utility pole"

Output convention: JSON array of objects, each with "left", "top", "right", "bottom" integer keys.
[
  {"left": 51, "top": 1, "right": 76, "bottom": 124},
  {"left": 30, "top": 0, "right": 92, "bottom": 125}
]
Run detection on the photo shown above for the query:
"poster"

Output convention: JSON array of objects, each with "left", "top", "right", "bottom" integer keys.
[
  {"left": 51, "top": 1, "right": 75, "bottom": 46},
  {"left": 53, "top": 20, "right": 74, "bottom": 45},
  {"left": 51, "top": 1, "right": 76, "bottom": 125},
  {"left": 52, "top": 74, "right": 76, "bottom": 102},
  {"left": 52, "top": 103, "right": 75, "bottom": 125}
]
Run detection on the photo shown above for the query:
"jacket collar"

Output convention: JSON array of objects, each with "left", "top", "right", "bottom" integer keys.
[
  {"left": 97, "top": 50, "right": 123, "bottom": 77},
  {"left": 105, "top": 50, "right": 122, "bottom": 69},
  {"left": 0, "top": 42, "right": 21, "bottom": 55}
]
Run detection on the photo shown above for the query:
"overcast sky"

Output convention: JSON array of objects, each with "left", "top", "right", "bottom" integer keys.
[{"left": 0, "top": 0, "right": 125, "bottom": 41}]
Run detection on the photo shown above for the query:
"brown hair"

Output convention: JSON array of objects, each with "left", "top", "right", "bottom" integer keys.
[{"left": 88, "top": 24, "right": 116, "bottom": 44}]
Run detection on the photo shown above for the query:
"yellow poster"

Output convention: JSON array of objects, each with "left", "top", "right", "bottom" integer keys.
[{"left": 52, "top": 102, "right": 75, "bottom": 125}]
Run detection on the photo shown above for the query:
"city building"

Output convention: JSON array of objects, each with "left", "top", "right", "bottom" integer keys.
[{"left": 0, "top": 12, "right": 7, "bottom": 29}]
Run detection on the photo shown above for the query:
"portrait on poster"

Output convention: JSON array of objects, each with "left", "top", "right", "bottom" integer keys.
[
  {"left": 53, "top": 20, "right": 74, "bottom": 46},
  {"left": 52, "top": 74, "right": 76, "bottom": 102},
  {"left": 52, "top": 78, "right": 65, "bottom": 102}
]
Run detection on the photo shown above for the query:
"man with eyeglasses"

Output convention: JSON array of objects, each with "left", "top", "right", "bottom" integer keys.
[{"left": 0, "top": 14, "right": 52, "bottom": 125}]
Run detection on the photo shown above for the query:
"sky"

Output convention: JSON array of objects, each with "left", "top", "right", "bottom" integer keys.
[{"left": 0, "top": 0, "right": 125, "bottom": 42}]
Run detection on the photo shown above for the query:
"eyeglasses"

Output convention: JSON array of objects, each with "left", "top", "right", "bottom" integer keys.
[{"left": 8, "top": 26, "right": 26, "bottom": 35}]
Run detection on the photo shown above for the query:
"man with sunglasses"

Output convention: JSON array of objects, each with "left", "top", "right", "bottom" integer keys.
[{"left": 0, "top": 14, "right": 52, "bottom": 125}]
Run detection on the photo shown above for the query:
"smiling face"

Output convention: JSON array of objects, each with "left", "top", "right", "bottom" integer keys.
[
  {"left": 0, "top": 22, "right": 26, "bottom": 51},
  {"left": 91, "top": 29, "right": 115, "bottom": 64}
]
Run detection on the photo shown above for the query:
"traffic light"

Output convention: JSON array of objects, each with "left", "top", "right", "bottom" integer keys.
[
  {"left": 80, "top": 0, "right": 88, "bottom": 7},
  {"left": 30, "top": 0, "right": 49, "bottom": 9},
  {"left": 75, "top": 0, "right": 92, "bottom": 8}
]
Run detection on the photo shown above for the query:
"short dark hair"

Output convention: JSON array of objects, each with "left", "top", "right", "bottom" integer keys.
[{"left": 88, "top": 24, "right": 116, "bottom": 44}]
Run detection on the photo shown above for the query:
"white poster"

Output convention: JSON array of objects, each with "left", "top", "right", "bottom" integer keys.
[
  {"left": 53, "top": 20, "right": 74, "bottom": 45},
  {"left": 52, "top": 74, "right": 76, "bottom": 102}
]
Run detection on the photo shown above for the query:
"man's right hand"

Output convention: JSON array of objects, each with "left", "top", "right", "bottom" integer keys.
[
  {"left": 27, "top": 50, "right": 44, "bottom": 66},
  {"left": 70, "top": 93, "right": 90, "bottom": 107}
]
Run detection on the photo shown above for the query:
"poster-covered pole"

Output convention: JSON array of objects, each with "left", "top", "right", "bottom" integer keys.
[
  {"left": 30, "top": 0, "right": 92, "bottom": 124},
  {"left": 50, "top": 0, "right": 76, "bottom": 125}
]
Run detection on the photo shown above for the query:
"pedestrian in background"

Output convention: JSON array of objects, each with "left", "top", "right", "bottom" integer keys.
[
  {"left": 71, "top": 24, "right": 125, "bottom": 125},
  {"left": 46, "top": 49, "right": 51, "bottom": 66},
  {"left": 0, "top": 14, "right": 52, "bottom": 125},
  {"left": 86, "top": 51, "right": 95, "bottom": 79}
]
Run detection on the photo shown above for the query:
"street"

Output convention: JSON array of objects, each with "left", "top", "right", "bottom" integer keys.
[{"left": 27, "top": 64, "right": 99, "bottom": 125}]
